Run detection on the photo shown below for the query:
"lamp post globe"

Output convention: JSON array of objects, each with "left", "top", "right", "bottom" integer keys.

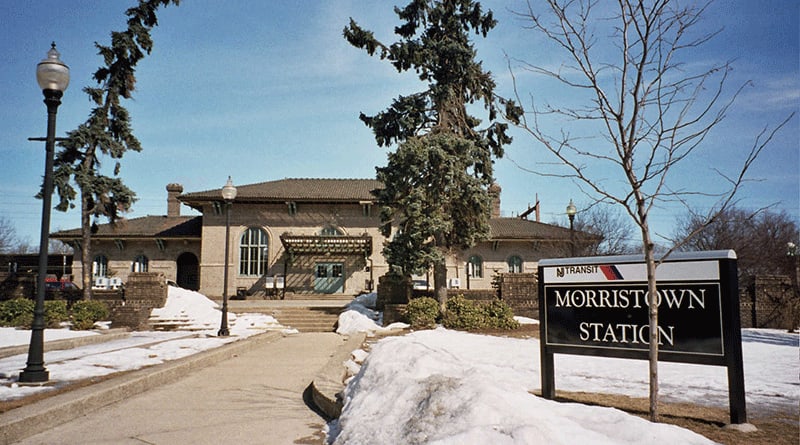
[
  {"left": 218, "top": 177, "right": 237, "bottom": 337},
  {"left": 20, "top": 43, "right": 69, "bottom": 383},
  {"left": 566, "top": 199, "right": 577, "bottom": 257},
  {"left": 37, "top": 43, "right": 70, "bottom": 92}
]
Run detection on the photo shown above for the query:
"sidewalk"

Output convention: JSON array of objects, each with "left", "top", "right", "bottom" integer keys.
[{"left": 3, "top": 331, "right": 364, "bottom": 445}]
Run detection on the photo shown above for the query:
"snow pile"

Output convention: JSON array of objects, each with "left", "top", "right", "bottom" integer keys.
[
  {"left": 329, "top": 327, "right": 799, "bottom": 444},
  {"left": 150, "top": 286, "right": 285, "bottom": 335},
  {"left": 336, "top": 292, "right": 409, "bottom": 336}
]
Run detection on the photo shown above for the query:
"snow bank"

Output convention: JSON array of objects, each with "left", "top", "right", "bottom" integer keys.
[
  {"left": 150, "top": 286, "right": 285, "bottom": 335},
  {"left": 336, "top": 292, "right": 409, "bottom": 336},
  {"left": 330, "top": 328, "right": 716, "bottom": 445}
]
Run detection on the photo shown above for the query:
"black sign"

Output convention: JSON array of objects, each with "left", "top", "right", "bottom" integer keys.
[
  {"left": 544, "top": 282, "right": 723, "bottom": 357},
  {"left": 537, "top": 251, "right": 747, "bottom": 424}
]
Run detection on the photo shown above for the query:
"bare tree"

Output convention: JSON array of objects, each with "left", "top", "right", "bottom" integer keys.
[
  {"left": 0, "top": 217, "right": 19, "bottom": 254},
  {"left": 572, "top": 204, "right": 637, "bottom": 256},
  {"left": 676, "top": 207, "right": 799, "bottom": 280},
  {"left": 510, "top": 0, "right": 795, "bottom": 421}
]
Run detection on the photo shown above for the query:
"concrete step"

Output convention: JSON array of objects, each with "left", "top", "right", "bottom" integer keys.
[{"left": 268, "top": 306, "right": 343, "bottom": 333}]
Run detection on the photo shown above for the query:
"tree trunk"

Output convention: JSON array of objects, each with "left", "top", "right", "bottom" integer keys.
[
  {"left": 641, "top": 222, "right": 659, "bottom": 422},
  {"left": 433, "top": 259, "right": 448, "bottom": 313},
  {"left": 80, "top": 193, "right": 92, "bottom": 300}
]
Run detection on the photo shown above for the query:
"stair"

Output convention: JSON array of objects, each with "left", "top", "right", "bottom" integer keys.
[{"left": 268, "top": 306, "right": 343, "bottom": 333}]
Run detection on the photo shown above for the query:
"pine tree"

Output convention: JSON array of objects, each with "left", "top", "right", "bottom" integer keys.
[
  {"left": 345, "top": 0, "right": 521, "bottom": 308},
  {"left": 52, "top": 0, "right": 180, "bottom": 298}
]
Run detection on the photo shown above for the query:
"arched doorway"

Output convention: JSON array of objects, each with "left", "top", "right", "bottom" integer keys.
[{"left": 176, "top": 252, "right": 199, "bottom": 290}]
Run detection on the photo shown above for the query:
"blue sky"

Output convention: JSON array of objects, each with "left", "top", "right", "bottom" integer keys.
[{"left": 1, "top": 0, "right": 797, "bottom": 249}]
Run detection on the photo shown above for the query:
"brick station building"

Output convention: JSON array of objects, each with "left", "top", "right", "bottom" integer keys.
[{"left": 53, "top": 179, "right": 587, "bottom": 299}]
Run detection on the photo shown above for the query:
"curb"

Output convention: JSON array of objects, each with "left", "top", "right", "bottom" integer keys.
[
  {"left": 0, "top": 328, "right": 131, "bottom": 359},
  {"left": 310, "top": 332, "right": 366, "bottom": 419},
  {"left": 0, "top": 330, "right": 283, "bottom": 445}
]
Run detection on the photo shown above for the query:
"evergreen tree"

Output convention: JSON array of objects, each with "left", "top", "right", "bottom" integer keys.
[
  {"left": 345, "top": 0, "right": 520, "bottom": 308},
  {"left": 52, "top": 0, "right": 179, "bottom": 298}
]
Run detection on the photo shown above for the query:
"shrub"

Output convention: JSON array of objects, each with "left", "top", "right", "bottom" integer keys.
[
  {"left": 70, "top": 300, "right": 109, "bottom": 330},
  {"left": 484, "top": 299, "right": 520, "bottom": 330},
  {"left": 441, "top": 296, "right": 520, "bottom": 331},
  {"left": 405, "top": 297, "right": 440, "bottom": 329},
  {"left": 442, "top": 295, "right": 488, "bottom": 330},
  {"left": 0, "top": 298, "right": 35, "bottom": 328},
  {"left": 44, "top": 300, "right": 69, "bottom": 328}
]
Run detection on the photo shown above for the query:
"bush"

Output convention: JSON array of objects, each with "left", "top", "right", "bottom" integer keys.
[
  {"left": 70, "top": 300, "right": 109, "bottom": 330},
  {"left": 441, "top": 296, "right": 520, "bottom": 331},
  {"left": 44, "top": 300, "right": 69, "bottom": 328},
  {"left": 484, "top": 299, "right": 520, "bottom": 330},
  {"left": 442, "top": 295, "right": 488, "bottom": 330},
  {"left": 0, "top": 298, "right": 34, "bottom": 328},
  {"left": 405, "top": 297, "right": 440, "bottom": 329}
]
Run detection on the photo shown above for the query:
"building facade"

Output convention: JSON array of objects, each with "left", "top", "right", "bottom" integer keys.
[{"left": 54, "top": 179, "right": 588, "bottom": 298}]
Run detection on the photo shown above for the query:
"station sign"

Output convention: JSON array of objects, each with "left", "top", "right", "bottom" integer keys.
[{"left": 537, "top": 250, "right": 747, "bottom": 424}]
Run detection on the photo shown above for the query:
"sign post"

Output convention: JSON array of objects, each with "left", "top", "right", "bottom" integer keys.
[{"left": 538, "top": 250, "right": 746, "bottom": 424}]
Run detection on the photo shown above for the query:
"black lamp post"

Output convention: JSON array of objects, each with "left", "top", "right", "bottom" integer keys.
[
  {"left": 20, "top": 43, "right": 70, "bottom": 383},
  {"left": 566, "top": 199, "right": 577, "bottom": 257},
  {"left": 218, "top": 177, "right": 237, "bottom": 337}
]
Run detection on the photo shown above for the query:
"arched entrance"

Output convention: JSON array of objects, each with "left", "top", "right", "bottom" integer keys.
[{"left": 176, "top": 252, "right": 199, "bottom": 290}]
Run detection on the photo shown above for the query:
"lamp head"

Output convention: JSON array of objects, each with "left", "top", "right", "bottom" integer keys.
[
  {"left": 36, "top": 42, "right": 70, "bottom": 93},
  {"left": 221, "top": 176, "right": 237, "bottom": 202},
  {"left": 566, "top": 199, "right": 577, "bottom": 218}
]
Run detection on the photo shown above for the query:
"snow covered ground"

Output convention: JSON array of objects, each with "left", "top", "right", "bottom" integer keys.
[
  {"left": 328, "top": 326, "right": 798, "bottom": 444},
  {"left": 1, "top": 288, "right": 797, "bottom": 444},
  {"left": 0, "top": 286, "right": 290, "bottom": 401}
]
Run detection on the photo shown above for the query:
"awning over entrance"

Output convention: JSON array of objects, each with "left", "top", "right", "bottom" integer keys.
[{"left": 279, "top": 234, "right": 372, "bottom": 257}]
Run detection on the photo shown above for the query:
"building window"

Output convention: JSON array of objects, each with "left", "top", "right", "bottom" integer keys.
[
  {"left": 239, "top": 227, "right": 268, "bottom": 276},
  {"left": 507, "top": 255, "right": 523, "bottom": 273},
  {"left": 467, "top": 255, "right": 483, "bottom": 279},
  {"left": 132, "top": 255, "right": 149, "bottom": 273},
  {"left": 320, "top": 226, "right": 344, "bottom": 236},
  {"left": 362, "top": 203, "right": 372, "bottom": 217},
  {"left": 287, "top": 201, "right": 297, "bottom": 216},
  {"left": 93, "top": 255, "right": 108, "bottom": 278}
]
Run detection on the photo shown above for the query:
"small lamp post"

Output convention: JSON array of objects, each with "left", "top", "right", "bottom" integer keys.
[
  {"left": 566, "top": 199, "right": 577, "bottom": 257},
  {"left": 20, "top": 43, "right": 70, "bottom": 383},
  {"left": 218, "top": 177, "right": 237, "bottom": 336}
]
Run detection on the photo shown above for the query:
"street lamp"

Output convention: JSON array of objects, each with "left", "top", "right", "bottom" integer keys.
[
  {"left": 20, "top": 43, "right": 70, "bottom": 383},
  {"left": 566, "top": 199, "right": 577, "bottom": 257},
  {"left": 218, "top": 176, "right": 237, "bottom": 336}
]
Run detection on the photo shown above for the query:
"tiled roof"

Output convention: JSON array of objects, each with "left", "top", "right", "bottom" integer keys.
[
  {"left": 51, "top": 216, "right": 202, "bottom": 239},
  {"left": 180, "top": 178, "right": 383, "bottom": 206},
  {"left": 489, "top": 217, "right": 595, "bottom": 241}
]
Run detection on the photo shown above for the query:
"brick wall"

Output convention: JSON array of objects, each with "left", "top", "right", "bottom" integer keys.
[
  {"left": 740, "top": 275, "right": 798, "bottom": 330},
  {"left": 98, "top": 272, "right": 168, "bottom": 330},
  {"left": 496, "top": 273, "right": 538, "bottom": 318}
]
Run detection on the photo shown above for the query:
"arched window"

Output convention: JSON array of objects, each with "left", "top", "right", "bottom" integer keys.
[
  {"left": 132, "top": 255, "right": 149, "bottom": 273},
  {"left": 507, "top": 255, "right": 523, "bottom": 273},
  {"left": 320, "top": 226, "right": 344, "bottom": 236},
  {"left": 239, "top": 227, "right": 268, "bottom": 276},
  {"left": 92, "top": 255, "right": 108, "bottom": 278},
  {"left": 467, "top": 255, "right": 483, "bottom": 279}
]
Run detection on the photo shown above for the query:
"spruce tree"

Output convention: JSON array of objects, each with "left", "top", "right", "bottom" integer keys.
[
  {"left": 52, "top": 0, "right": 179, "bottom": 298},
  {"left": 345, "top": 0, "right": 520, "bottom": 308}
]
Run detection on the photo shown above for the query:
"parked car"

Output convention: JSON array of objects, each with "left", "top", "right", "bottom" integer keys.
[{"left": 44, "top": 280, "right": 82, "bottom": 301}]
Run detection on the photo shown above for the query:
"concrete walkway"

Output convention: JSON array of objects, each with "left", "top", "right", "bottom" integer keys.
[{"left": 11, "top": 332, "right": 355, "bottom": 445}]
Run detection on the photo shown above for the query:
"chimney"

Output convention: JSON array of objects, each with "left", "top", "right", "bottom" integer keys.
[
  {"left": 166, "top": 183, "right": 183, "bottom": 217},
  {"left": 489, "top": 183, "right": 501, "bottom": 218}
]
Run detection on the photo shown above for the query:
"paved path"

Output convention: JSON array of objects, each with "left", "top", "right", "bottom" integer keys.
[{"left": 15, "top": 333, "right": 346, "bottom": 445}]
